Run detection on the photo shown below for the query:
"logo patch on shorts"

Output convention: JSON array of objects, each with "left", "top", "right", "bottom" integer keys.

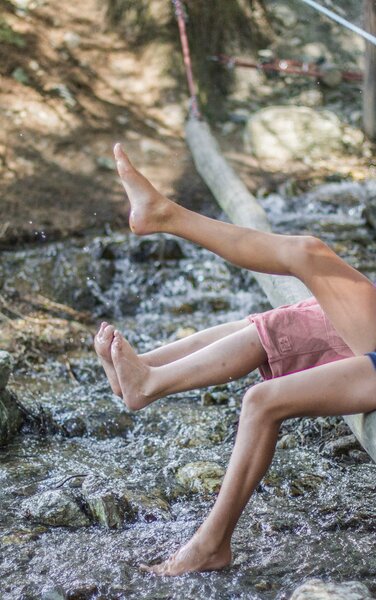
[{"left": 278, "top": 336, "right": 292, "bottom": 353}]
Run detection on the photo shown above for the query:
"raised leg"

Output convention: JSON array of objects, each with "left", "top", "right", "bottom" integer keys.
[
  {"left": 142, "top": 354, "right": 376, "bottom": 575},
  {"left": 110, "top": 323, "right": 266, "bottom": 411},
  {"left": 140, "top": 318, "right": 250, "bottom": 366},
  {"left": 95, "top": 318, "right": 250, "bottom": 396},
  {"left": 114, "top": 144, "right": 376, "bottom": 355}
]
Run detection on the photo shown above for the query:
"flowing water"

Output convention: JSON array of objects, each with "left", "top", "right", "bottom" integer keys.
[{"left": 1, "top": 181, "right": 376, "bottom": 599}]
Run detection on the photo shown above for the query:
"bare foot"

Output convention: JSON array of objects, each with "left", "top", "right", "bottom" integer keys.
[
  {"left": 140, "top": 533, "right": 232, "bottom": 576},
  {"left": 94, "top": 323, "right": 122, "bottom": 397},
  {"left": 113, "top": 143, "right": 174, "bottom": 235},
  {"left": 110, "top": 330, "right": 155, "bottom": 411}
]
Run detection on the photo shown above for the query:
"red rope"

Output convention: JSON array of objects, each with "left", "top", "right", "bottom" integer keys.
[
  {"left": 214, "top": 54, "right": 363, "bottom": 83},
  {"left": 172, "top": 0, "right": 201, "bottom": 119}
]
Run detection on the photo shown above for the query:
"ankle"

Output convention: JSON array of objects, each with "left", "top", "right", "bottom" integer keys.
[{"left": 194, "top": 524, "right": 232, "bottom": 553}]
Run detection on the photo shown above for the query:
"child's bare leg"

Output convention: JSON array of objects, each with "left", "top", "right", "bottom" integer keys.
[
  {"left": 141, "top": 319, "right": 249, "bottom": 367},
  {"left": 142, "top": 354, "right": 376, "bottom": 576},
  {"left": 114, "top": 144, "right": 376, "bottom": 355},
  {"left": 110, "top": 324, "right": 266, "bottom": 411},
  {"left": 95, "top": 318, "right": 249, "bottom": 396}
]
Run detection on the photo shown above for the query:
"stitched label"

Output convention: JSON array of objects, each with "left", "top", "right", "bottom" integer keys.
[{"left": 278, "top": 336, "right": 292, "bottom": 353}]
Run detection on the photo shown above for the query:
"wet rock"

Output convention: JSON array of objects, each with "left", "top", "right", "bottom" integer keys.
[
  {"left": 81, "top": 476, "right": 134, "bottom": 528},
  {"left": 126, "top": 489, "right": 171, "bottom": 523},
  {"left": 0, "top": 242, "right": 115, "bottom": 313},
  {"left": 22, "top": 490, "right": 91, "bottom": 527},
  {"left": 320, "top": 64, "right": 342, "bottom": 87},
  {"left": 0, "top": 389, "right": 24, "bottom": 446},
  {"left": 322, "top": 434, "right": 360, "bottom": 458},
  {"left": 18, "top": 380, "right": 134, "bottom": 439},
  {"left": 201, "top": 390, "right": 229, "bottom": 406},
  {"left": 302, "top": 42, "right": 330, "bottom": 62},
  {"left": 277, "top": 433, "right": 298, "bottom": 449},
  {"left": 364, "top": 179, "right": 376, "bottom": 230},
  {"left": 63, "top": 31, "right": 81, "bottom": 49},
  {"left": 66, "top": 583, "right": 98, "bottom": 599},
  {"left": 306, "top": 181, "right": 366, "bottom": 207},
  {"left": 59, "top": 410, "right": 134, "bottom": 440},
  {"left": 81, "top": 476, "right": 170, "bottom": 528},
  {"left": 0, "top": 351, "right": 11, "bottom": 389},
  {"left": 12, "top": 67, "right": 29, "bottom": 85},
  {"left": 130, "top": 238, "right": 185, "bottom": 262},
  {"left": 297, "top": 89, "right": 323, "bottom": 108},
  {"left": 244, "top": 107, "right": 344, "bottom": 163},
  {"left": 41, "top": 587, "right": 67, "bottom": 600},
  {"left": 174, "top": 326, "right": 197, "bottom": 339},
  {"left": 170, "top": 299, "right": 198, "bottom": 314},
  {"left": 271, "top": 4, "right": 297, "bottom": 28},
  {"left": 289, "top": 578, "right": 374, "bottom": 599},
  {"left": 96, "top": 156, "right": 115, "bottom": 171},
  {"left": 176, "top": 461, "right": 225, "bottom": 494}
]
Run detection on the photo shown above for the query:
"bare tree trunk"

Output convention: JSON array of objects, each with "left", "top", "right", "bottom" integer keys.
[
  {"left": 185, "top": 117, "right": 376, "bottom": 462},
  {"left": 363, "top": 0, "right": 376, "bottom": 140}
]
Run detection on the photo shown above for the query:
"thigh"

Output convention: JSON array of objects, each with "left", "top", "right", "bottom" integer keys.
[
  {"left": 296, "top": 240, "right": 376, "bottom": 355},
  {"left": 262, "top": 354, "right": 376, "bottom": 420}
]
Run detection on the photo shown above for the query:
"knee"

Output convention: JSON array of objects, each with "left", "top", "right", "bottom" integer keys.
[
  {"left": 288, "top": 235, "right": 329, "bottom": 277},
  {"left": 241, "top": 383, "right": 281, "bottom": 423}
]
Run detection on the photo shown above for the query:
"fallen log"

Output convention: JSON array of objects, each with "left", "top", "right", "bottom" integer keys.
[{"left": 185, "top": 117, "right": 376, "bottom": 462}]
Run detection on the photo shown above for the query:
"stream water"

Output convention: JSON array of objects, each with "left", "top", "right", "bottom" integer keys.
[{"left": 1, "top": 181, "right": 376, "bottom": 599}]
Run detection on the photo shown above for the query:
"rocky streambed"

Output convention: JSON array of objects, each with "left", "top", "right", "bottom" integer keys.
[{"left": 1, "top": 179, "right": 376, "bottom": 599}]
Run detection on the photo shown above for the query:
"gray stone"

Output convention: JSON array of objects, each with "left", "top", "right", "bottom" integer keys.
[
  {"left": 81, "top": 476, "right": 170, "bottom": 528},
  {"left": 320, "top": 64, "right": 342, "bottom": 87},
  {"left": 63, "top": 31, "right": 81, "bottom": 49},
  {"left": 18, "top": 378, "right": 134, "bottom": 440},
  {"left": 0, "top": 351, "right": 11, "bottom": 389},
  {"left": 271, "top": 4, "right": 298, "bottom": 28},
  {"left": 176, "top": 461, "right": 225, "bottom": 494},
  {"left": 201, "top": 390, "right": 229, "bottom": 406},
  {"left": 364, "top": 179, "right": 376, "bottom": 230},
  {"left": 130, "top": 238, "right": 185, "bottom": 262},
  {"left": 244, "top": 106, "right": 344, "bottom": 163},
  {"left": 305, "top": 181, "right": 366, "bottom": 207},
  {"left": 289, "top": 578, "right": 374, "bottom": 599},
  {"left": 298, "top": 89, "right": 323, "bottom": 108},
  {"left": 302, "top": 42, "right": 330, "bottom": 62},
  {"left": 41, "top": 587, "right": 67, "bottom": 600},
  {"left": 0, "top": 389, "right": 24, "bottom": 446},
  {"left": 22, "top": 490, "right": 90, "bottom": 527},
  {"left": 277, "top": 433, "right": 298, "bottom": 449},
  {"left": 81, "top": 476, "right": 133, "bottom": 529},
  {"left": 322, "top": 434, "right": 360, "bottom": 457}
]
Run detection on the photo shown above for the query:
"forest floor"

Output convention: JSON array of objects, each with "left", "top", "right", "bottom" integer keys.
[{"left": 0, "top": 0, "right": 375, "bottom": 247}]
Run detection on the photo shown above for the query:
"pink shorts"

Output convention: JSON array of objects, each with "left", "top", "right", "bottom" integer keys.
[{"left": 248, "top": 297, "right": 354, "bottom": 380}]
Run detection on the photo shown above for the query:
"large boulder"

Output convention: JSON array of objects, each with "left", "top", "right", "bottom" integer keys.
[
  {"left": 244, "top": 106, "right": 362, "bottom": 164},
  {"left": 0, "top": 351, "right": 23, "bottom": 446},
  {"left": 289, "top": 579, "right": 373, "bottom": 599}
]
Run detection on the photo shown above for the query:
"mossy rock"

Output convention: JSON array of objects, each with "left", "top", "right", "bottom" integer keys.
[
  {"left": 176, "top": 461, "right": 225, "bottom": 495},
  {"left": 0, "top": 389, "right": 23, "bottom": 446},
  {"left": 22, "top": 490, "right": 91, "bottom": 528},
  {"left": 81, "top": 476, "right": 170, "bottom": 528}
]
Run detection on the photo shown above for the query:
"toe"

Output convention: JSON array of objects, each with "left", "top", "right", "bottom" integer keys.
[
  {"left": 114, "top": 143, "right": 133, "bottom": 176},
  {"left": 111, "top": 331, "right": 123, "bottom": 356},
  {"left": 95, "top": 322, "right": 106, "bottom": 337},
  {"left": 102, "top": 324, "right": 115, "bottom": 341}
]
